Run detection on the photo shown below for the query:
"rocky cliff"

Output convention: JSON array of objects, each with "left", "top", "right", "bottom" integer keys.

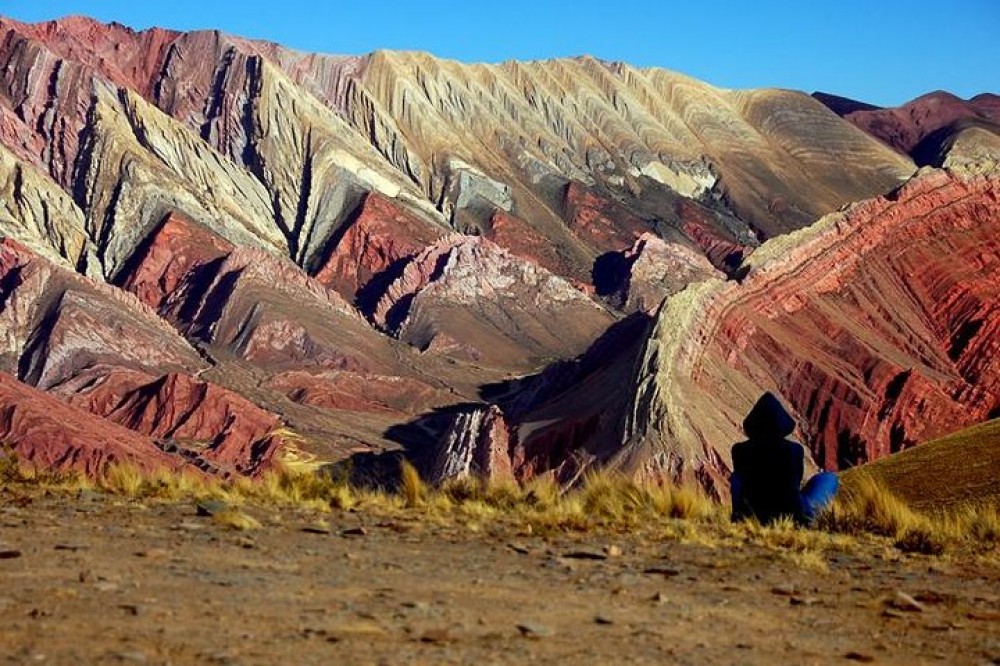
[
  {"left": 616, "top": 170, "right": 1000, "bottom": 489},
  {"left": 0, "top": 14, "right": 995, "bottom": 484},
  {"left": 426, "top": 170, "right": 1000, "bottom": 492}
]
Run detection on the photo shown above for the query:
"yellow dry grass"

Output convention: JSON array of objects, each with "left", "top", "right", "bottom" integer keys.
[
  {"left": 212, "top": 508, "right": 261, "bottom": 531},
  {"left": 840, "top": 418, "right": 1000, "bottom": 512},
  {"left": 2, "top": 440, "right": 997, "bottom": 562}
]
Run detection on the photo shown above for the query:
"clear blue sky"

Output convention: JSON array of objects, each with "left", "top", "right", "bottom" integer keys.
[{"left": 2, "top": 0, "right": 997, "bottom": 106}]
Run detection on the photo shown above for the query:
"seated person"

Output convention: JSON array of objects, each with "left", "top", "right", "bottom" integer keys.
[{"left": 730, "top": 392, "right": 838, "bottom": 525}]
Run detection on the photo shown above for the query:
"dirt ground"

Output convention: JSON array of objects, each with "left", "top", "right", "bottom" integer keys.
[{"left": 1, "top": 491, "right": 999, "bottom": 665}]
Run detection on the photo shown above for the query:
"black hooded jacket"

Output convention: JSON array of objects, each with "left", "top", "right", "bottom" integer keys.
[{"left": 731, "top": 392, "right": 805, "bottom": 523}]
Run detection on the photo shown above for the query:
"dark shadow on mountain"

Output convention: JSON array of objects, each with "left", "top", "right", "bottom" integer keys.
[
  {"left": 328, "top": 402, "right": 486, "bottom": 490},
  {"left": 354, "top": 255, "right": 411, "bottom": 318},
  {"left": 335, "top": 311, "right": 654, "bottom": 490},
  {"left": 591, "top": 251, "right": 631, "bottom": 297},
  {"left": 910, "top": 118, "right": 1000, "bottom": 167},
  {"left": 811, "top": 91, "right": 882, "bottom": 117},
  {"left": 479, "top": 311, "right": 653, "bottom": 419}
]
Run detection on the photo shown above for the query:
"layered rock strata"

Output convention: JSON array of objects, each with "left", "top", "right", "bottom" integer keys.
[
  {"left": 0, "top": 370, "right": 180, "bottom": 476},
  {"left": 619, "top": 170, "right": 1000, "bottom": 487},
  {"left": 429, "top": 170, "right": 1000, "bottom": 492},
  {"left": 0, "top": 14, "right": 995, "bottom": 485}
]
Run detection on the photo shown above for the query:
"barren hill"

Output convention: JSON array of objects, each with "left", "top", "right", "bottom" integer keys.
[{"left": 0, "top": 15, "right": 996, "bottom": 491}]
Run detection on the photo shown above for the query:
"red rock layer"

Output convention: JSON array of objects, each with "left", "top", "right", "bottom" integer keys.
[
  {"left": 112, "top": 216, "right": 402, "bottom": 375},
  {"left": 102, "top": 372, "right": 281, "bottom": 475},
  {"left": 838, "top": 92, "right": 1000, "bottom": 155},
  {"left": 117, "top": 211, "right": 234, "bottom": 311},
  {"left": 677, "top": 200, "right": 751, "bottom": 270},
  {"left": 0, "top": 370, "right": 179, "bottom": 476},
  {"left": 563, "top": 182, "right": 650, "bottom": 253},
  {"left": 629, "top": 170, "right": 1000, "bottom": 479},
  {"left": 51, "top": 367, "right": 282, "bottom": 476},
  {"left": 269, "top": 370, "right": 452, "bottom": 416},
  {"left": 0, "top": 238, "right": 204, "bottom": 388},
  {"left": 311, "top": 192, "right": 442, "bottom": 301}
]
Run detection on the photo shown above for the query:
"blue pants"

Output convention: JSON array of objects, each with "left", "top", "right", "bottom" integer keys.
[
  {"left": 800, "top": 471, "right": 839, "bottom": 523},
  {"left": 730, "top": 471, "right": 839, "bottom": 524}
]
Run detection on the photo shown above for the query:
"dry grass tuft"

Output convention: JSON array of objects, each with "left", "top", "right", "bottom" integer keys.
[
  {"left": 958, "top": 503, "right": 1000, "bottom": 543},
  {"left": 212, "top": 508, "right": 261, "bottom": 531},
  {"left": 400, "top": 460, "right": 426, "bottom": 508},
  {"left": 102, "top": 462, "right": 145, "bottom": 497},
  {"left": 821, "top": 473, "right": 926, "bottom": 538},
  {"left": 4, "top": 446, "right": 997, "bottom": 561}
]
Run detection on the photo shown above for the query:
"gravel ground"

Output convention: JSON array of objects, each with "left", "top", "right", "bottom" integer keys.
[{"left": 1, "top": 492, "right": 999, "bottom": 665}]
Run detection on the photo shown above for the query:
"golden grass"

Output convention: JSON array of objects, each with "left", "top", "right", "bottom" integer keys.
[
  {"left": 212, "top": 508, "right": 261, "bottom": 531},
  {"left": 840, "top": 418, "right": 1000, "bottom": 512},
  {"left": 820, "top": 470, "right": 1000, "bottom": 556},
  {"left": 2, "top": 446, "right": 996, "bottom": 561},
  {"left": 400, "top": 460, "right": 425, "bottom": 508}
]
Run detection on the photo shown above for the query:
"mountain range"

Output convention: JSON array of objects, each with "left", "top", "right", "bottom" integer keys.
[{"left": 1, "top": 15, "right": 999, "bottom": 492}]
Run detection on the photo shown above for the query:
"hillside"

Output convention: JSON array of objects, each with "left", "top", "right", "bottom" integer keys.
[
  {"left": 842, "top": 419, "right": 1000, "bottom": 512},
  {"left": 0, "top": 15, "right": 997, "bottom": 490}
]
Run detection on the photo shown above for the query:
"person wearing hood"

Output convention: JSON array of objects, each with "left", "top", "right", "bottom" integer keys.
[{"left": 730, "top": 392, "right": 839, "bottom": 525}]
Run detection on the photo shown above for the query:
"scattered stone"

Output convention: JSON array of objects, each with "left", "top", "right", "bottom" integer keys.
[
  {"left": 594, "top": 613, "right": 614, "bottom": 625},
  {"left": 643, "top": 566, "right": 680, "bottom": 577},
  {"left": 95, "top": 582, "right": 120, "bottom": 593},
  {"left": 966, "top": 609, "right": 1000, "bottom": 622},
  {"left": 507, "top": 542, "right": 530, "bottom": 555},
  {"left": 888, "top": 591, "right": 925, "bottom": 613},
  {"left": 844, "top": 651, "right": 876, "bottom": 662},
  {"left": 651, "top": 592, "right": 668, "bottom": 605},
  {"left": 302, "top": 524, "right": 331, "bottom": 535},
  {"left": 790, "top": 596, "right": 820, "bottom": 607},
  {"left": 420, "top": 628, "right": 453, "bottom": 645},
  {"left": 78, "top": 570, "right": 92, "bottom": 583},
  {"left": 604, "top": 545, "right": 623, "bottom": 558},
  {"left": 563, "top": 549, "right": 608, "bottom": 560},
  {"left": 196, "top": 500, "right": 228, "bottom": 517},
  {"left": 913, "top": 590, "right": 949, "bottom": 605},
  {"left": 882, "top": 608, "right": 907, "bottom": 619},
  {"left": 771, "top": 584, "right": 797, "bottom": 596},
  {"left": 53, "top": 543, "right": 87, "bottom": 551},
  {"left": 109, "top": 651, "right": 147, "bottom": 663},
  {"left": 517, "top": 622, "right": 554, "bottom": 638},
  {"left": 173, "top": 522, "right": 205, "bottom": 532},
  {"left": 0, "top": 547, "right": 22, "bottom": 559},
  {"left": 236, "top": 536, "right": 256, "bottom": 549},
  {"left": 340, "top": 527, "right": 368, "bottom": 537},
  {"left": 118, "top": 603, "right": 141, "bottom": 616},
  {"left": 134, "top": 549, "right": 169, "bottom": 559},
  {"left": 326, "top": 621, "right": 386, "bottom": 641}
]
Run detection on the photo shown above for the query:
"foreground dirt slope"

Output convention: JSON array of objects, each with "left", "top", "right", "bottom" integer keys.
[{"left": 1, "top": 494, "right": 999, "bottom": 664}]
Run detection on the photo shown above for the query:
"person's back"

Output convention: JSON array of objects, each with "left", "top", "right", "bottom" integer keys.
[
  {"left": 730, "top": 392, "right": 803, "bottom": 523},
  {"left": 730, "top": 392, "right": 838, "bottom": 525}
]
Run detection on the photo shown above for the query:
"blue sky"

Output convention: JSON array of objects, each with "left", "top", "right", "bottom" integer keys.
[{"left": 2, "top": 0, "right": 997, "bottom": 106}]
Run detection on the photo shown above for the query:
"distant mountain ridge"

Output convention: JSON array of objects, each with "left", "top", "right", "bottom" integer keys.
[{"left": 0, "top": 15, "right": 998, "bottom": 491}]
